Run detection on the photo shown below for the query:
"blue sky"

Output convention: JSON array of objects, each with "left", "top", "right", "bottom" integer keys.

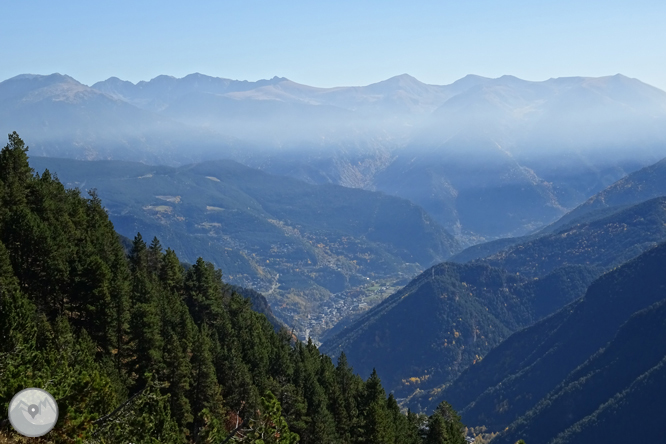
[{"left": 2, "top": 0, "right": 665, "bottom": 89}]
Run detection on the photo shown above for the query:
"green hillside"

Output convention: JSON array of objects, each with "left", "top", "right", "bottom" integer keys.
[
  {"left": 324, "top": 194, "right": 666, "bottom": 407},
  {"left": 497, "top": 298, "right": 666, "bottom": 444},
  {"left": 452, "top": 156, "right": 666, "bottom": 265},
  {"left": 431, "top": 240, "right": 666, "bottom": 435},
  {"left": 321, "top": 262, "right": 597, "bottom": 398},
  {"left": 0, "top": 133, "right": 468, "bottom": 443},
  {"left": 481, "top": 196, "right": 666, "bottom": 277},
  {"left": 29, "top": 156, "right": 459, "bottom": 340},
  {"left": 540, "top": 156, "right": 666, "bottom": 234}
]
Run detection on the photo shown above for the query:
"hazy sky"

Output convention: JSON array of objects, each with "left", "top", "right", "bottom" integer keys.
[{"left": 2, "top": 0, "right": 665, "bottom": 90}]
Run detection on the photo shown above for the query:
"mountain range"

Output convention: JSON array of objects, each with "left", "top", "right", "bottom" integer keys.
[
  {"left": 3, "top": 69, "right": 666, "bottom": 443},
  {"left": 3, "top": 72, "right": 666, "bottom": 241}
]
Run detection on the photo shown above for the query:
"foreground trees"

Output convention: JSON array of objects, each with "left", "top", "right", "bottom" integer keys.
[{"left": 0, "top": 132, "right": 467, "bottom": 443}]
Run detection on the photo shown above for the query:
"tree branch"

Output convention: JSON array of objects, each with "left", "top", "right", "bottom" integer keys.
[{"left": 219, "top": 417, "right": 249, "bottom": 444}]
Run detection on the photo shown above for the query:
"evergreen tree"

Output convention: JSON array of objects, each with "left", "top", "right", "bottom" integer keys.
[
  {"left": 239, "top": 391, "right": 300, "bottom": 444},
  {"left": 334, "top": 352, "right": 363, "bottom": 444},
  {"left": 148, "top": 236, "right": 163, "bottom": 276},
  {"left": 184, "top": 257, "right": 224, "bottom": 326},
  {"left": 0, "top": 131, "right": 33, "bottom": 213},
  {"left": 433, "top": 401, "right": 465, "bottom": 444},
  {"left": 127, "top": 233, "right": 164, "bottom": 386},
  {"left": 164, "top": 332, "right": 194, "bottom": 437},
  {"left": 161, "top": 247, "right": 185, "bottom": 295},
  {"left": 0, "top": 242, "right": 39, "bottom": 403},
  {"left": 423, "top": 401, "right": 466, "bottom": 444},
  {"left": 424, "top": 414, "right": 448, "bottom": 444},
  {"left": 216, "top": 336, "right": 261, "bottom": 418},
  {"left": 358, "top": 369, "right": 394, "bottom": 444},
  {"left": 189, "top": 324, "right": 223, "bottom": 441}
]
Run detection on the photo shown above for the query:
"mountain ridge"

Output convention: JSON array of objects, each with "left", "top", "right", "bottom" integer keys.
[{"left": 4, "top": 71, "right": 666, "bottom": 240}]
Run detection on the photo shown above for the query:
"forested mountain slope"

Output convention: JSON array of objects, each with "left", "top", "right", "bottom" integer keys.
[
  {"left": 29, "top": 155, "right": 459, "bottom": 339},
  {"left": 497, "top": 298, "right": 666, "bottom": 444},
  {"left": 321, "top": 262, "right": 597, "bottom": 397},
  {"left": 429, "top": 240, "right": 666, "bottom": 437},
  {"left": 450, "top": 197, "right": 666, "bottom": 276},
  {"left": 479, "top": 196, "right": 666, "bottom": 277},
  {"left": 0, "top": 133, "right": 468, "bottom": 443},
  {"left": 323, "top": 195, "right": 666, "bottom": 400},
  {"left": 540, "top": 156, "right": 666, "bottom": 234},
  {"left": 451, "top": 155, "right": 666, "bottom": 264}
]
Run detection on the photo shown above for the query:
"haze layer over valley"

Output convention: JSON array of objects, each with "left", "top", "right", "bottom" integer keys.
[
  {"left": 3, "top": 72, "right": 666, "bottom": 245},
  {"left": 28, "top": 155, "right": 458, "bottom": 340}
]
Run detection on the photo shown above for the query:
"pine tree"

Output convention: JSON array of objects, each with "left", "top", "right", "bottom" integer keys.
[
  {"left": 0, "top": 241, "right": 39, "bottom": 403},
  {"left": 70, "top": 254, "right": 113, "bottom": 348},
  {"left": 184, "top": 257, "right": 224, "bottom": 326},
  {"left": 0, "top": 131, "right": 33, "bottom": 213},
  {"left": 129, "top": 299, "right": 164, "bottom": 387},
  {"left": 164, "top": 332, "right": 194, "bottom": 436},
  {"left": 128, "top": 233, "right": 164, "bottom": 386},
  {"left": 148, "top": 236, "right": 163, "bottom": 276},
  {"left": 334, "top": 352, "right": 363, "bottom": 444},
  {"left": 237, "top": 391, "right": 300, "bottom": 444},
  {"left": 84, "top": 189, "right": 132, "bottom": 373},
  {"left": 423, "top": 401, "right": 466, "bottom": 444},
  {"left": 216, "top": 336, "right": 260, "bottom": 417},
  {"left": 189, "top": 324, "right": 223, "bottom": 441},
  {"left": 227, "top": 291, "right": 272, "bottom": 389},
  {"left": 358, "top": 369, "right": 394, "bottom": 444},
  {"left": 407, "top": 410, "right": 427, "bottom": 444},
  {"left": 424, "top": 414, "right": 448, "bottom": 444},
  {"left": 161, "top": 248, "right": 185, "bottom": 295},
  {"left": 434, "top": 401, "right": 465, "bottom": 444}
]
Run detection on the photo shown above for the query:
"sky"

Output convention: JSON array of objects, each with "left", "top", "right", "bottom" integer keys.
[{"left": 2, "top": 0, "right": 665, "bottom": 90}]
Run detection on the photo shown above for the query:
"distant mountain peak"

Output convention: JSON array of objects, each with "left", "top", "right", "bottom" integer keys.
[
  {"left": 97, "top": 76, "right": 136, "bottom": 86},
  {"left": 5, "top": 73, "right": 78, "bottom": 84},
  {"left": 392, "top": 73, "right": 419, "bottom": 81},
  {"left": 377, "top": 73, "right": 423, "bottom": 85}
]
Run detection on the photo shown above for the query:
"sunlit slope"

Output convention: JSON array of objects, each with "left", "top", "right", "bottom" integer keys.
[{"left": 480, "top": 196, "right": 666, "bottom": 277}]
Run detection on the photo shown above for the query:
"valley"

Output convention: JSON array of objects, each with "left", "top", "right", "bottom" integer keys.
[
  {"left": 28, "top": 156, "right": 456, "bottom": 341},
  {"left": 331, "top": 160, "right": 666, "bottom": 401},
  {"left": 5, "top": 2, "right": 666, "bottom": 442},
  {"left": 3, "top": 70, "right": 666, "bottom": 444}
]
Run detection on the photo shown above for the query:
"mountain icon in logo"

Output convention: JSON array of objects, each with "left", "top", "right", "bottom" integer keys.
[{"left": 8, "top": 388, "right": 58, "bottom": 437}]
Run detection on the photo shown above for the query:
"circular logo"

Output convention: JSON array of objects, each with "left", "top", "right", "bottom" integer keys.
[{"left": 8, "top": 388, "right": 59, "bottom": 437}]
